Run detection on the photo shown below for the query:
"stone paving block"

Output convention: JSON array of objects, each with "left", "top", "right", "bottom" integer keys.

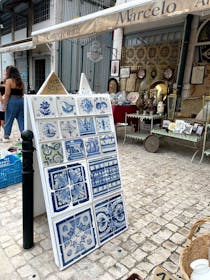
[
  {"left": 130, "top": 233, "right": 145, "bottom": 244},
  {"left": 163, "top": 261, "right": 179, "bottom": 274},
  {"left": 97, "top": 272, "right": 115, "bottom": 280},
  {"left": 132, "top": 248, "right": 147, "bottom": 262},
  {"left": 88, "top": 249, "right": 105, "bottom": 261},
  {"left": 147, "top": 247, "right": 171, "bottom": 266},
  {"left": 108, "top": 263, "right": 129, "bottom": 279},
  {"left": 1, "top": 127, "right": 210, "bottom": 279},
  {"left": 23, "top": 251, "right": 34, "bottom": 261},
  {"left": 30, "top": 245, "right": 43, "bottom": 256},
  {"left": 165, "top": 223, "right": 179, "bottom": 232},
  {"left": 121, "top": 255, "right": 137, "bottom": 269},
  {"left": 17, "top": 264, "right": 38, "bottom": 278},
  {"left": 162, "top": 240, "right": 178, "bottom": 251},
  {"left": 150, "top": 229, "right": 173, "bottom": 245},
  {"left": 4, "top": 244, "right": 22, "bottom": 258},
  {"left": 110, "top": 246, "right": 128, "bottom": 260},
  {"left": 99, "top": 255, "right": 117, "bottom": 269},
  {"left": 121, "top": 239, "right": 138, "bottom": 253},
  {"left": 170, "top": 232, "right": 186, "bottom": 245},
  {"left": 34, "top": 263, "right": 55, "bottom": 278},
  {"left": 55, "top": 267, "right": 80, "bottom": 280},
  {"left": 1, "top": 272, "right": 22, "bottom": 280},
  {"left": 11, "top": 255, "right": 26, "bottom": 269},
  {"left": 40, "top": 239, "right": 52, "bottom": 250},
  {"left": 169, "top": 251, "right": 180, "bottom": 265},
  {"left": 45, "top": 275, "right": 60, "bottom": 280},
  {"left": 137, "top": 261, "right": 154, "bottom": 274},
  {"left": 142, "top": 240, "right": 158, "bottom": 252}
]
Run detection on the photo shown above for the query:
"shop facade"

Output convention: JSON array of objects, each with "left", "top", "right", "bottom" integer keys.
[
  {"left": 32, "top": 0, "right": 210, "bottom": 116},
  {"left": 111, "top": 0, "right": 210, "bottom": 117}
]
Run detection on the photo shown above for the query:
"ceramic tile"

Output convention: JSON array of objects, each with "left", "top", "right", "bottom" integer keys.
[
  {"left": 37, "top": 119, "right": 60, "bottom": 141},
  {"left": 60, "top": 119, "right": 79, "bottom": 139},
  {"left": 78, "top": 117, "right": 96, "bottom": 136},
  {"left": 52, "top": 187, "right": 71, "bottom": 212},
  {"left": 84, "top": 137, "right": 100, "bottom": 157},
  {"left": 56, "top": 96, "right": 77, "bottom": 116},
  {"left": 94, "top": 96, "right": 111, "bottom": 115},
  {"left": 99, "top": 134, "right": 116, "bottom": 153},
  {"left": 55, "top": 208, "right": 97, "bottom": 268},
  {"left": 67, "top": 162, "right": 90, "bottom": 206},
  {"left": 64, "top": 139, "right": 85, "bottom": 161},
  {"left": 32, "top": 96, "right": 58, "bottom": 118},
  {"left": 47, "top": 162, "right": 90, "bottom": 213},
  {"left": 78, "top": 97, "right": 95, "bottom": 115},
  {"left": 94, "top": 193, "right": 127, "bottom": 245},
  {"left": 48, "top": 165, "right": 69, "bottom": 190},
  {"left": 88, "top": 155, "right": 121, "bottom": 199},
  {"left": 95, "top": 116, "right": 112, "bottom": 133},
  {"left": 40, "top": 142, "right": 64, "bottom": 167}
]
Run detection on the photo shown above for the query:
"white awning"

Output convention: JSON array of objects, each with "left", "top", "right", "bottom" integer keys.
[
  {"left": 0, "top": 40, "right": 36, "bottom": 54},
  {"left": 32, "top": 0, "right": 210, "bottom": 45}
]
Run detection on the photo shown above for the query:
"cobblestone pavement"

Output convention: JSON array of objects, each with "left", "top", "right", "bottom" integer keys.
[{"left": 0, "top": 125, "right": 210, "bottom": 280}]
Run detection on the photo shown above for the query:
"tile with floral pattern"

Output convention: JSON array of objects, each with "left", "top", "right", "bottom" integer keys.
[{"left": 32, "top": 96, "right": 58, "bottom": 118}]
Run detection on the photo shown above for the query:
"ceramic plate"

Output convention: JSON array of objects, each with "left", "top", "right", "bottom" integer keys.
[{"left": 127, "top": 92, "right": 139, "bottom": 105}]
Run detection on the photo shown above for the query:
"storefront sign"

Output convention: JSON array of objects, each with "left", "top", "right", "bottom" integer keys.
[
  {"left": 32, "top": 0, "right": 210, "bottom": 44},
  {"left": 118, "top": 0, "right": 177, "bottom": 24}
]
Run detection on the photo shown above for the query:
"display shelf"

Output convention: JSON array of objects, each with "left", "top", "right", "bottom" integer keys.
[
  {"left": 125, "top": 132, "right": 149, "bottom": 141},
  {"left": 150, "top": 128, "right": 202, "bottom": 162},
  {"left": 151, "top": 128, "right": 201, "bottom": 142},
  {"left": 204, "top": 148, "right": 210, "bottom": 156},
  {"left": 199, "top": 96, "right": 210, "bottom": 163}
]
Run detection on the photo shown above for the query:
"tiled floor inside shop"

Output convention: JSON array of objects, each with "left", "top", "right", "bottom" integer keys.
[{"left": 1, "top": 125, "right": 210, "bottom": 280}]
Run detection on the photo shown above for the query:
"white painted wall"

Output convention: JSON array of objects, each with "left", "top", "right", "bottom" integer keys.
[
  {"left": 15, "top": 29, "right": 27, "bottom": 41},
  {"left": 1, "top": 34, "right": 12, "bottom": 45}
]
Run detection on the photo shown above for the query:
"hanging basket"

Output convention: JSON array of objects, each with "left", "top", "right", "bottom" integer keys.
[{"left": 179, "top": 217, "right": 210, "bottom": 280}]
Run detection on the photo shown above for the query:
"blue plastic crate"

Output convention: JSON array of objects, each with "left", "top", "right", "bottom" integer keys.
[{"left": 0, "top": 154, "right": 22, "bottom": 189}]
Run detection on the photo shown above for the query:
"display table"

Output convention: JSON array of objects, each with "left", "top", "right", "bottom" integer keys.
[
  {"left": 123, "top": 113, "right": 163, "bottom": 144},
  {"left": 112, "top": 105, "right": 137, "bottom": 124}
]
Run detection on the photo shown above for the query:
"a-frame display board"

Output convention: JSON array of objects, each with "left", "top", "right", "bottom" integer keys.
[{"left": 24, "top": 82, "right": 128, "bottom": 269}]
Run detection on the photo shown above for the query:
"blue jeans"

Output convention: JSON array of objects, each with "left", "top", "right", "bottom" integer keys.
[{"left": 4, "top": 96, "right": 24, "bottom": 138}]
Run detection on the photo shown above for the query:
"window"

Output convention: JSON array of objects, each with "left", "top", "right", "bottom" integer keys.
[
  {"left": 2, "top": 17, "right": 11, "bottom": 35},
  {"left": 33, "top": 0, "right": 50, "bottom": 24},
  {"left": 15, "top": 14, "right": 27, "bottom": 31}
]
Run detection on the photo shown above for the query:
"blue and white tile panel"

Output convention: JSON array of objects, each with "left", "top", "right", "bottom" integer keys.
[{"left": 27, "top": 94, "right": 127, "bottom": 270}]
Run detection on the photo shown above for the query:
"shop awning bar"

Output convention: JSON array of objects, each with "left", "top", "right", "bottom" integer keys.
[
  {"left": 32, "top": 0, "right": 210, "bottom": 45},
  {"left": 0, "top": 39, "right": 36, "bottom": 53}
]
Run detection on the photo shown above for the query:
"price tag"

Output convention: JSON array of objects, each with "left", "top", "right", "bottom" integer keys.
[{"left": 153, "top": 266, "right": 177, "bottom": 280}]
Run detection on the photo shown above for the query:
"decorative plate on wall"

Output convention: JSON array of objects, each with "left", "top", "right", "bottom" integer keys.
[
  {"left": 127, "top": 92, "right": 140, "bottom": 105},
  {"left": 137, "top": 48, "right": 145, "bottom": 59},
  {"left": 160, "top": 45, "right": 170, "bottom": 58},
  {"left": 151, "top": 68, "right": 157, "bottom": 79},
  {"left": 163, "top": 67, "right": 173, "bottom": 80},
  {"left": 137, "top": 68, "right": 146, "bottom": 79}
]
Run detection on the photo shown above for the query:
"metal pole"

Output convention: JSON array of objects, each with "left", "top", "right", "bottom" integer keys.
[{"left": 21, "top": 130, "right": 34, "bottom": 249}]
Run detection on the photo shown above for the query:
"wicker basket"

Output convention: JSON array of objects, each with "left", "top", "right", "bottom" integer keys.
[{"left": 179, "top": 217, "right": 210, "bottom": 280}]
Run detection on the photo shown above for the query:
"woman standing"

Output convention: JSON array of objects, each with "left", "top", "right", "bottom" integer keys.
[
  {"left": 0, "top": 81, "right": 5, "bottom": 136},
  {"left": 2, "top": 65, "right": 24, "bottom": 142}
]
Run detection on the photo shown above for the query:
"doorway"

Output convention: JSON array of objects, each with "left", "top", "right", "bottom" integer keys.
[{"left": 35, "top": 59, "right": 45, "bottom": 92}]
